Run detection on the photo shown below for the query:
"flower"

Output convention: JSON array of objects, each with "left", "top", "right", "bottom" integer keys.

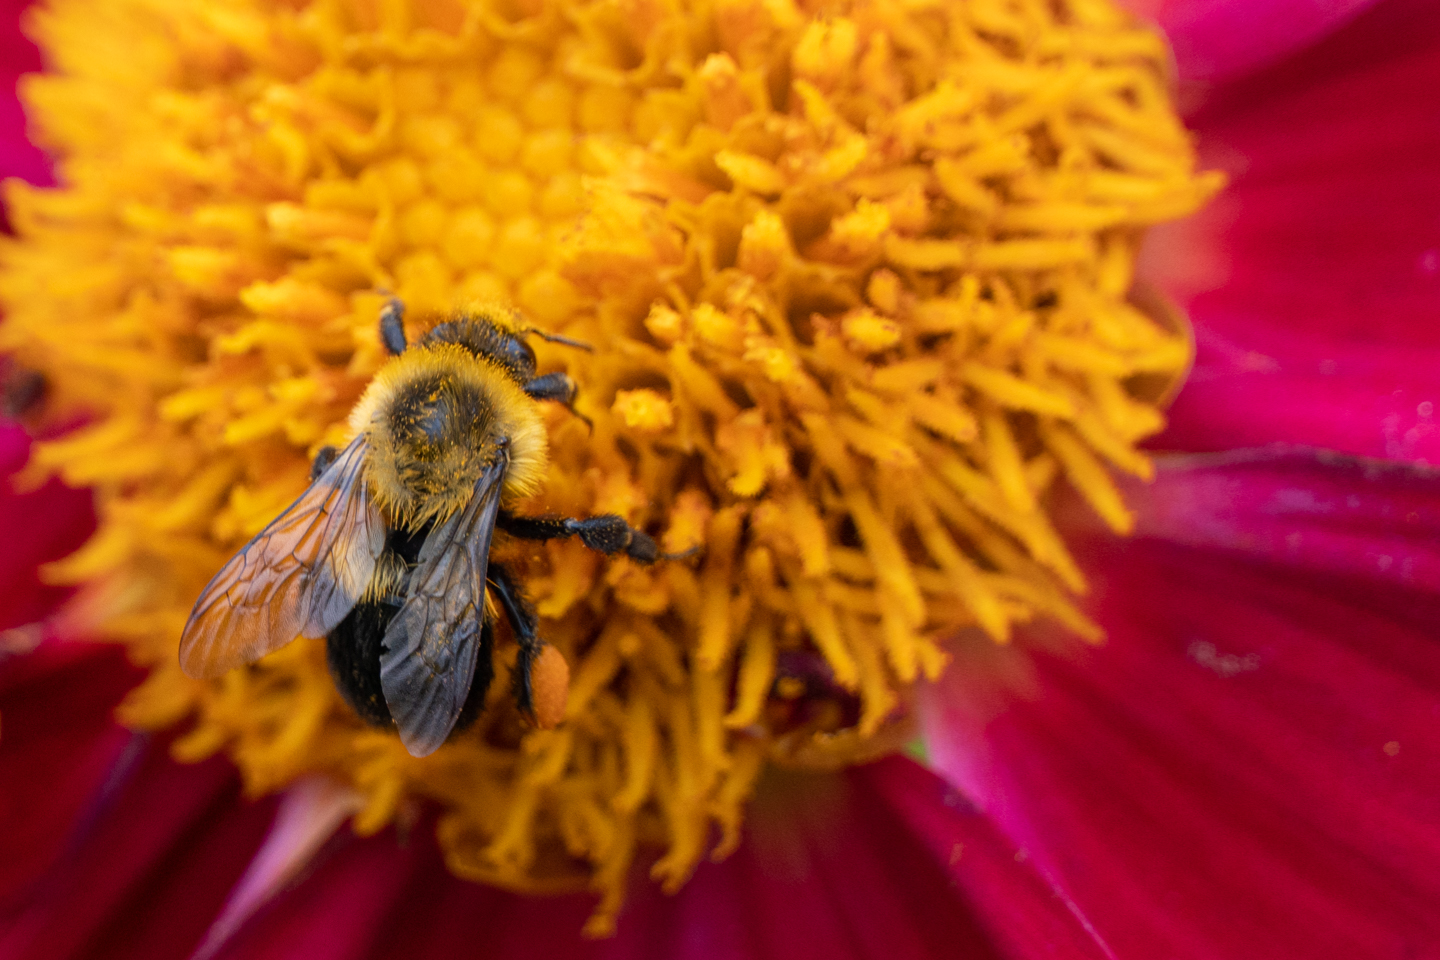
[
  {"left": 0, "top": 0, "right": 1221, "bottom": 935},
  {"left": 3, "top": 1, "right": 1439, "bottom": 959},
  {"left": 919, "top": 0, "right": 1440, "bottom": 955}
]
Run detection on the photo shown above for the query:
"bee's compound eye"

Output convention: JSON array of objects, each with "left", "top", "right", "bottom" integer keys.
[{"left": 517, "top": 338, "right": 537, "bottom": 370}]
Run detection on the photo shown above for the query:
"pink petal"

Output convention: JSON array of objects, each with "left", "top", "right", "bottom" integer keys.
[
  {"left": 1113, "top": 447, "right": 1440, "bottom": 594},
  {"left": 209, "top": 825, "right": 415, "bottom": 960},
  {"left": 1132, "top": 0, "right": 1383, "bottom": 84},
  {"left": 919, "top": 467, "right": 1440, "bottom": 958},
  {"left": 1149, "top": 0, "right": 1440, "bottom": 463},
  {"left": 0, "top": 738, "right": 279, "bottom": 960},
  {"left": 854, "top": 758, "right": 1116, "bottom": 960},
  {"left": 0, "top": 421, "right": 108, "bottom": 905},
  {"left": 212, "top": 761, "right": 1111, "bottom": 960},
  {"left": 0, "top": 425, "right": 94, "bottom": 628},
  {"left": 0, "top": 639, "right": 138, "bottom": 906},
  {"left": 0, "top": 0, "right": 50, "bottom": 206},
  {"left": 195, "top": 777, "right": 363, "bottom": 960}
]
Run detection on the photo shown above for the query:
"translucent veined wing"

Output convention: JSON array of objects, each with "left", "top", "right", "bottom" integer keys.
[
  {"left": 179, "top": 436, "right": 386, "bottom": 679},
  {"left": 380, "top": 451, "right": 508, "bottom": 757}
]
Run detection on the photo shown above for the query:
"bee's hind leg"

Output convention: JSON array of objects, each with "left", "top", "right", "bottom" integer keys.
[
  {"left": 380, "top": 296, "right": 408, "bottom": 355},
  {"left": 485, "top": 563, "right": 543, "bottom": 716}
]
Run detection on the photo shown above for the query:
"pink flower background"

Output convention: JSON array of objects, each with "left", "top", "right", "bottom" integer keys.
[{"left": 3, "top": 0, "right": 1439, "bottom": 957}]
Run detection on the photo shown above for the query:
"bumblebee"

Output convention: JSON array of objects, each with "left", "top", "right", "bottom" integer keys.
[{"left": 179, "top": 299, "right": 664, "bottom": 757}]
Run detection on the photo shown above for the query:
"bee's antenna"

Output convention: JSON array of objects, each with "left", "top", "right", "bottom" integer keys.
[
  {"left": 527, "top": 329, "right": 593, "bottom": 352},
  {"left": 659, "top": 546, "right": 702, "bottom": 562}
]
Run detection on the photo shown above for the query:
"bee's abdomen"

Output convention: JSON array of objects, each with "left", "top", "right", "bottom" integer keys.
[
  {"left": 327, "top": 598, "right": 399, "bottom": 728},
  {"left": 329, "top": 599, "right": 493, "bottom": 733},
  {"left": 328, "top": 526, "right": 494, "bottom": 734}
]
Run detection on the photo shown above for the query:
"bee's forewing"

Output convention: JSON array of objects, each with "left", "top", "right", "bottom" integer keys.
[
  {"left": 179, "top": 435, "right": 385, "bottom": 679},
  {"left": 380, "top": 453, "right": 507, "bottom": 757}
]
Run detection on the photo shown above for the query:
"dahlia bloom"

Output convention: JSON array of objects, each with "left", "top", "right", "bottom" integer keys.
[{"left": 2, "top": 1, "right": 1439, "bottom": 959}]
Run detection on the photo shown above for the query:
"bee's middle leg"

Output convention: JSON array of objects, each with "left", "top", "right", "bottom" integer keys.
[{"left": 498, "top": 511, "right": 662, "bottom": 563}]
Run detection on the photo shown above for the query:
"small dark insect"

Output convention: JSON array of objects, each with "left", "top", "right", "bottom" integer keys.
[
  {"left": 179, "top": 299, "right": 673, "bottom": 757},
  {"left": 1, "top": 365, "right": 47, "bottom": 420}
]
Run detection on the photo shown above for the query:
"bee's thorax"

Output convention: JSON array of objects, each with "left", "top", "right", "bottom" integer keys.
[{"left": 348, "top": 341, "right": 549, "bottom": 530}]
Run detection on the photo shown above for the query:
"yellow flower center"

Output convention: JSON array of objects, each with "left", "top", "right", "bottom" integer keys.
[{"left": 0, "top": 0, "right": 1220, "bottom": 934}]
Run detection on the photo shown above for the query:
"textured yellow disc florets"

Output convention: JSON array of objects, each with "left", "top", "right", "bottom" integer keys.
[{"left": 0, "top": 0, "right": 1219, "bottom": 934}]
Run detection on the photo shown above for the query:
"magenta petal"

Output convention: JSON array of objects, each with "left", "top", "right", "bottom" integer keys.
[
  {"left": 209, "top": 827, "right": 419, "bottom": 960},
  {"left": 219, "top": 761, "right": 1108, "bottom": 960},
  {"left": 919, "top": 531, "right": 1440, "bottom": 959},
  {"left": 853, "top": 758, "right": 1113, "bottom": 960},
  {"left": 1141, "top": 0, "right": 1381, "bottom": 83},
  {"left": 0, "top": 737, "right": 278, "bottom": 960},
  {"left": 0, "top": 640, "right": 138, "bottom": 906},
  {"left": 1110, "top": 447, "right": 1440, "bottom": 594},
  {"left": 195, "top": 777, "right": 363, "bottom": 960},
  {"left": 0, "top": 425, "right": 93, "bottom": 629},
  {"left": 0, "top": 0, "right": 50, "bottom": 197},
  {"left": 0, "top": 425, "right": 108, "bottom": 905},
  {"left": 709, "top": 760, "right": 1109, "bottom": 960},
  {"left": 1152, "top": 0, "right": 1440, "bottom": 462}
]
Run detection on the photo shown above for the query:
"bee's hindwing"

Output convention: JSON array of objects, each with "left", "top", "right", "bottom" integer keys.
[
  {"left": 179, "top": 435, "right": 386, "bottom": 679},
  {"left": 379, "top": 450, "right": 508, "bottom": 756}
]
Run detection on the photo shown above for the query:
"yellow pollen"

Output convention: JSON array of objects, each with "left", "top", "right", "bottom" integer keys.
[
  {"left": 611, "top": 389, "right": 676, "bottom": 433},
  {"left": 0, "top": 0, "right": 1220, "bottom": 935}
]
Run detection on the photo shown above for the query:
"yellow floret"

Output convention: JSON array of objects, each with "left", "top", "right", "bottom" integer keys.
[{"left": 0, "top": 0, "right": 1218, "bottom": 936}]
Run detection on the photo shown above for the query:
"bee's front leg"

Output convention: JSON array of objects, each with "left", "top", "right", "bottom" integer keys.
[
  {"left": 521, "top": 371, "right": 576, "bottom": 404},
  {"left": 310, "top": 444, "right": 338, "bottom": 480},
  {"left": 379, "top": 296, "right": 408, "bottom": 355},
  {"left": 522, "top": 372, "right": 591, "bottom": 429}
]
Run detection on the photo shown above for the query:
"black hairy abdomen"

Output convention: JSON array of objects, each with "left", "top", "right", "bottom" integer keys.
[
  {"left": 326, "top": 526, "right": 494, "bottom": 736},
  {"left": 327, "top": 598, "right": 398, "bottom": 727}
]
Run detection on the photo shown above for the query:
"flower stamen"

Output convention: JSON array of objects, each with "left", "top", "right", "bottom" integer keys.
[{"left": 2, "top": 0, "right": 1219, "bottom": 934}]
